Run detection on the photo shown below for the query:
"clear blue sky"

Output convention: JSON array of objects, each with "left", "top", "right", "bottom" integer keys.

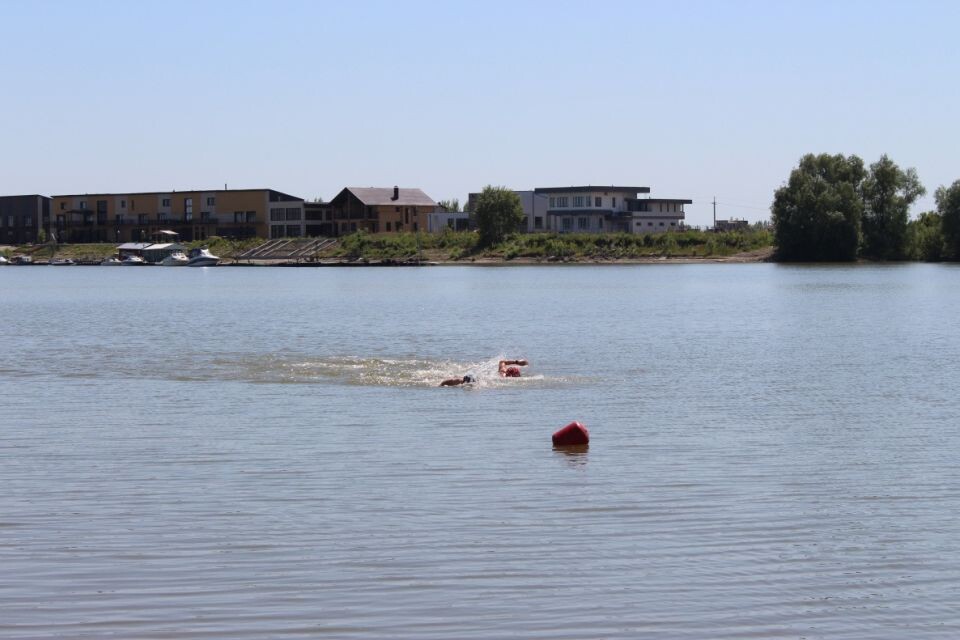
[{"left": 1, "top": 0, "right": 957, "bottom": 227}]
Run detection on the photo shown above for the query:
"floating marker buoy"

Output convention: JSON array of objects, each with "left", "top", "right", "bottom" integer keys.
[{"left": 552, "top": 421, "right": 589, "bottom": 446}]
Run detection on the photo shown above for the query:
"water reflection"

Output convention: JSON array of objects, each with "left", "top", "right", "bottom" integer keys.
[{"left": 553, "top": 444, "right": 589, "bottom": 468}]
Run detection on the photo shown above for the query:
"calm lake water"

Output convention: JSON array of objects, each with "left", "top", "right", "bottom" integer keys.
[{"left": 2, "top": 263, "right": 959, "bottom": 639}]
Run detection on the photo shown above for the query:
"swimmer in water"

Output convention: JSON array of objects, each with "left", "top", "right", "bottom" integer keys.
[
  {"left": 499, "top": 359, "right": 528, "bottom": 377},
  {"left": 440, "top": 374, "right": 476, "bottom": 387}
]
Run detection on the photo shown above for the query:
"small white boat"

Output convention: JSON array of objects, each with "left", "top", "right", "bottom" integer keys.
[
  {"left": 101, "top": 256, "right": 123, "bottom": 266},
  {"left": 0, "top": 256, "right": 8, "bottom": 265},
  {"left": 50, "top": 258, "right": 76, "bottom": 266},
  {"left": 121, "top": 254, "right": 146, "bottom": 266},
  {"left": 187, "top": 247, "right": 220, "bottom": 267},
  {"left": 161, "top": 250, "right": 189, "bottom": 266}
]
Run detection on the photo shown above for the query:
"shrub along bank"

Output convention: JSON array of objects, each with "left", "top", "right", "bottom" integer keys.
[
  {"left": 7, "top": 228, "right": 774, "bottom": 263},
  {"left": 329, "top": 228, "right": 773, "bottom": 262}
]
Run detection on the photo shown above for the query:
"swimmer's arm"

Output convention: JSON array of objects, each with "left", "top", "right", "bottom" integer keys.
[
  {"left": 499, "top": 359, "right": 528, "bottom": 368},
  {"left": 440, "top": 378, "right": 464, "bottom": 387}
]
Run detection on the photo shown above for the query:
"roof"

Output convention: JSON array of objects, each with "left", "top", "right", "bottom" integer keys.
[
  {"left": 142, "top": 243, "right": 183, "bottom": 250},
  {"left": 628, "top": 198, "right": 694, "bottom": 204},
  {"left": 52, "top": 188, "right": 303, "bottom": 201},
  {"left": 117, "top": 242, "right": 152, "bottom": 250},
  {"left": 534, "top": 186, "right": 651, "bottom": 194},
  {"left": 334, "top": 187, "right": 436, "bottom": 207}
]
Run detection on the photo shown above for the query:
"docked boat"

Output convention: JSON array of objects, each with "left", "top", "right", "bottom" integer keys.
[
  {"left": 187, "top": 247, "right": 220, "bottom": 267},
  {"left": 100, "top": 256, "right": 123, "bottom": 266},
  {"left": 160, "top": 250, "right": 189, "bottom": 266},
  {"left": 0, "top": 256, "right": 8, "bottom": 265},
  {"left": 121, "top": 254, "right": 146, "bottom": 266},
  {"left": 50, "top": 258, "right": 76, "bottom": 266}
]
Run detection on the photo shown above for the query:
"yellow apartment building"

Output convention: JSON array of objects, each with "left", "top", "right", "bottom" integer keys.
[{"left": 50, "top": 188, "right": 304, "bottom": 243}]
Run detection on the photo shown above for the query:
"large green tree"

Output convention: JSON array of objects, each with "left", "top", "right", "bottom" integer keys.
[
  {"left": 937, "top": 180, "right": 960, "bottom": 260},
  {"left": 906, "top": 212, "right": 944, "bottom": 261},
  {"left": 474, "top": 185, "right": 524, "bottom": 246},
  {"left": 861, "top": 155, "right": 925, "bottom": 260},
  {"left": 772, "top": 153, "right": 866, "bottom": 261}
]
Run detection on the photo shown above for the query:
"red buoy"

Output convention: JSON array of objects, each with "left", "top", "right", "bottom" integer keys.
[{"left": 552, "top": 421, "right": 590, "bottom": 446}]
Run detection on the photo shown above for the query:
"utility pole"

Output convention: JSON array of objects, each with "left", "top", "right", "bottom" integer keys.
[{"left": 712, "top": 197, "right": 717, "bottom": 230}]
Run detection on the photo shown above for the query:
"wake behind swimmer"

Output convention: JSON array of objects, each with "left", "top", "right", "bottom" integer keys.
[{"left": 440, "top": 359, "right": 528, "bottom": 387}]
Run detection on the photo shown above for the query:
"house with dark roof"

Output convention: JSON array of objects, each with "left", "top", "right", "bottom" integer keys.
[{"left": 328, "top": 186, "right": 437, "bottom": 235}]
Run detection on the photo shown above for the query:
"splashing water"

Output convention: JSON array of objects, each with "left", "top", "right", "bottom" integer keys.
[{"left": 222, "top": 354, "right": 563, "bottom": 388}]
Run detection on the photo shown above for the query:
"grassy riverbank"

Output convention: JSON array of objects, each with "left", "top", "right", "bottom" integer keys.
[
  {"left": 330, "top": 228, "right": 775, "bottom": 262},
  {"left": 2, "top": 237, "right": 264, "bottom": 263},
  {"left": 4, "top": 228, "right": 775, "bottom": 264}
]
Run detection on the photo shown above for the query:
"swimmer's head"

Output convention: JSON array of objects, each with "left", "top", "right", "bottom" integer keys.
[
  {"left": 505, "top": 366, "right": 521, "bottom": 377},
  {"left": 462, "top": 375, "right": 476, "bottom": 384}
]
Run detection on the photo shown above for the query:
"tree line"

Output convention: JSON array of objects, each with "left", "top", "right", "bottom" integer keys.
[{"left": 772, "top": 153, "right": 960, "bottom": 261}]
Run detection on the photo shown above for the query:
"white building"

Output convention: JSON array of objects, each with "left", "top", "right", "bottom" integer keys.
[
  {"left": 426, "top": 210, "right": 471, "bottom": 233},
  {"left": 534, "top": 186, "right": 690, "bottom": 234}
]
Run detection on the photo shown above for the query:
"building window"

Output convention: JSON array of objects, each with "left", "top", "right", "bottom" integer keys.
[
  {"left": 578, "top": 217, "right": 588, "bottom": 230},
  {"left": 648, "top": 222, "right": 653, "bottom": 226},
  {"left": 562, "top": 217, "right": 572, "bottom": 231},
  {"left": 549, "top": 197, "right": 555, "bottom": 208},
  {"left": 534, "top": 216, "right": 543, "bottom": 230},
  {"left": 395, "top": 206, "right": 400, "bottom": 213},
  {"left": 206, "top": 197, "right": 215, "bottom": 206},
  {"left": 598, "top": 217, "right": 603, "bottom": 229},
  {"left": 270, "top": 208, "right": 284, "bottom": 221},
  {"left": 60, "top": 202, "right": 65, "bottom": 210},
  {"left": 612, "top": 197, "right": 616, "bottom": 207},
  {"left": 670, "top": 222, "right": 676, "bottom": 226},
  {"left": 573, "top": 196, "right": 584, "bottom": 207},
  {"left": 595, "top": 197, "right": 601, "bottom": 207},
  {"left": 162, "top": 198, "right": 171, "bottom": 207},
  {"left": 120, "top": 200, "right": 126, "bottom": 208},
  {"left": 659, "top": 222, "right": 665, "bottom": 226},
  {"left": 285, "top": 208, "right": 301, "bottom": 221},
  {"left": 246, "top": 212, "right": 256, "bottom": 223},
  {"left": 80, "top": 201, "right": 86, "bottom": 209},
  {"left": 138, "top": 214, "right": 149, "bottom": 224},
  {"left": 386, "top": 222, "right": 391, "bottom": 231}
]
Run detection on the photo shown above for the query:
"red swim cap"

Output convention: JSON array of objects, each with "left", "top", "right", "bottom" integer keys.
[{"left": 505, "top": 366, "right": 521, "bottom": 377}]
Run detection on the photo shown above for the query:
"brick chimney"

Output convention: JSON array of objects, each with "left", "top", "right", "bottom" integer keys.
[{"left": 392, "top": 186, "right": 399, "bottom": 201}]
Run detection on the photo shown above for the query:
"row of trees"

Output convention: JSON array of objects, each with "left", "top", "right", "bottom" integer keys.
[{"left": 772, "top": 153, "right": 960, "bottom": 261}]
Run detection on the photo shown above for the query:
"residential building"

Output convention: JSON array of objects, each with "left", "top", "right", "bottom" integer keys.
[
  {"left": 304, "top": 201, "right": 335, "bottom": 237},
  {"left": 426, "top": 209, "right": 470, "bottom": 233},
  {"left": 536, "top": 186, "right": 688, "bottom": 233},
  {"left": 467, "top": 185, "right": 691, "bottom": 234},
  {"left": 328, "top": 186, "right": 437, "bottom": 235},
  {"left": 0, "top": 195, "right": 49, "bottom": 244},
  {"left": 49, "top": 188, "right": 304, "bottom": 243}
]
